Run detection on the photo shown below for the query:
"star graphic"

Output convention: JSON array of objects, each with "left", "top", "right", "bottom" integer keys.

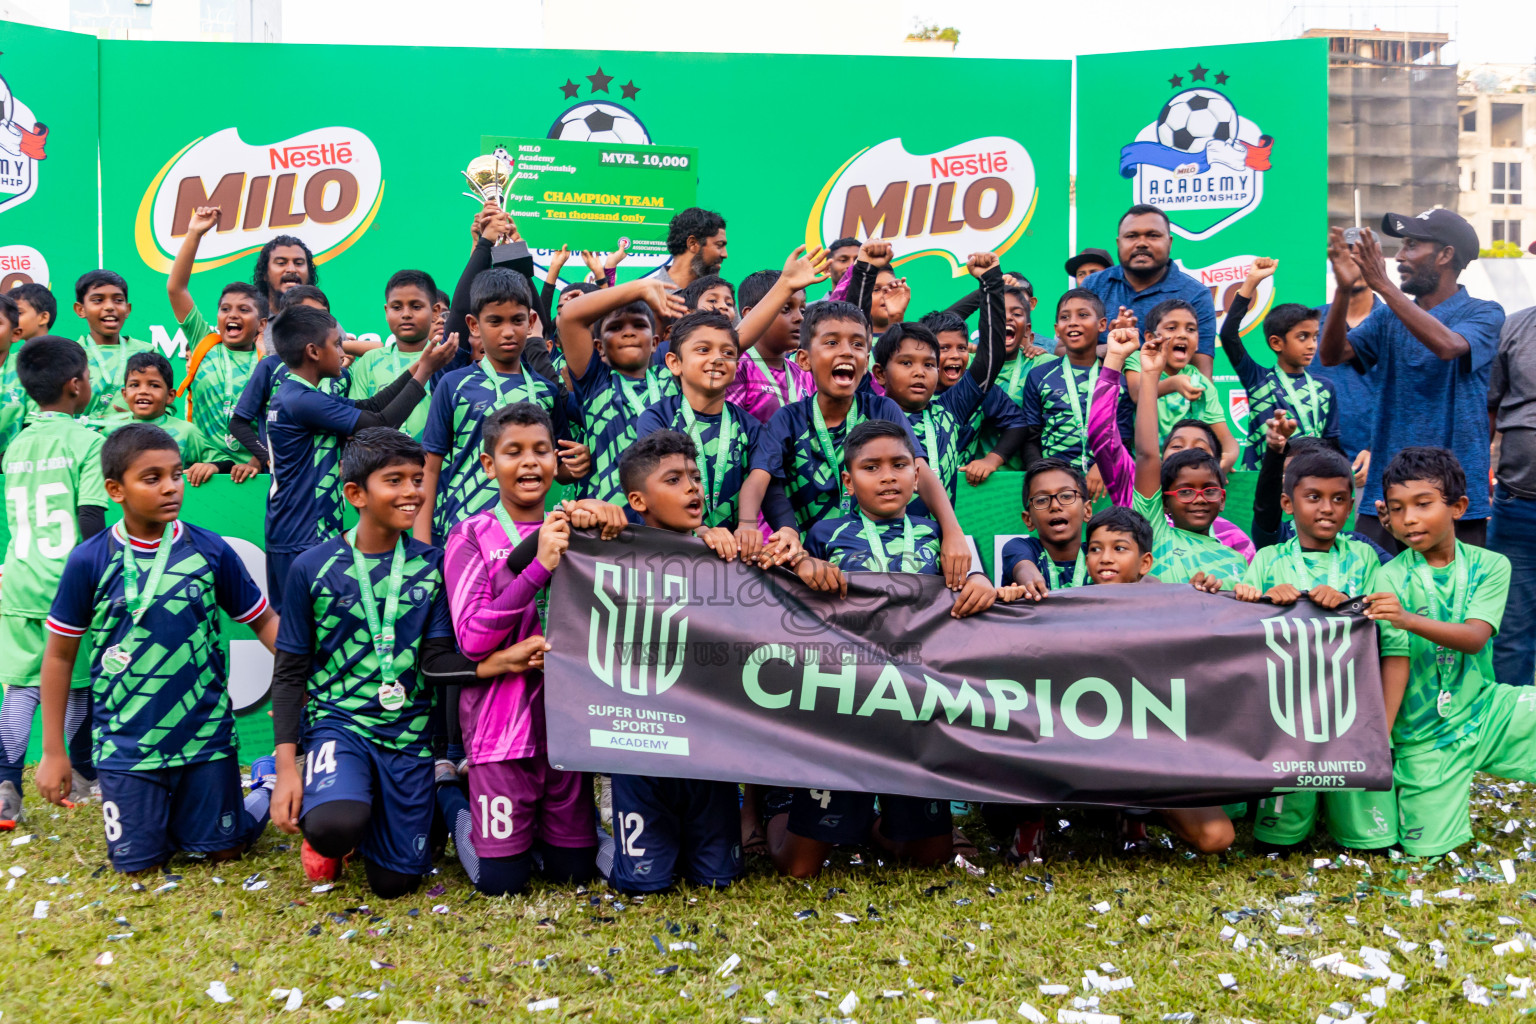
[
  {"left": 1168, "top": 73, "right": 1184, "bottom": 88},
  {"left": 1189, "top": 63, "right": 1209, "bottom": 82},
  {"left": 587, "top": 66, "right": 613, "bottom": 93},
  {"left": 1215, "top": 70, "right": 1230, "bottom": 84},
  {"left": 621, "top": 80, "right": 641, "bottom": 100},
  {"left": 558, "top": 79, "right": 580, "bottom": 99}
]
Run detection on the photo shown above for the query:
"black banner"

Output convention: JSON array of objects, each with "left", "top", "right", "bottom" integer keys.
[{"left": 544, "top": 528, "right": 1393, "bottom": 806}]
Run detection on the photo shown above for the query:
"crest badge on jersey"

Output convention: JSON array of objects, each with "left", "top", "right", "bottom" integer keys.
[{"left": 1118, "top": 68, "right": 1274, "bottom": 241}]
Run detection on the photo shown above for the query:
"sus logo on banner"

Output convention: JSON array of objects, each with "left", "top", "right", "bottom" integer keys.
[
  {"left": 134, "top": 126, "right": 384, "bottom": 274},
  {"left": 1118, "top": 75, "right": 1274, "bottom": 241},
  {"left": 807, "top": 137, "right": 1038, "bottom": 276},
  {"left": 0, "top": 66, "right": 49, "bottom": 215},
  {"left": 1263, "top": 616, "right": 1359, "bottom": 743},
  {"left": 588, "top": 561, "right": 690, "bottom": 697}
]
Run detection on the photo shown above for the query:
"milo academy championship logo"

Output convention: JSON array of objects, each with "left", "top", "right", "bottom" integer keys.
[
  {"left": 587, "top": 560, "right": 690, "bottom": 697},
  {"left": 1118, "top": 64, "right": 1274, "bottom": 241},
  {"left": 1263, "top": 616, "right": 1358, "bottom": 742},
  {"left": 0, "top": 61, "right": 50, "bottom": 215}
]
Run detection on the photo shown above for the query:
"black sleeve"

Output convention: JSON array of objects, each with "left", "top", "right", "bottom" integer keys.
[
  {"left": 351, "top": 371, "right": 427, "bottom": 430},
  {"left": 966, "top": 267, "right": 1007, "bottom": 390},
  {"left": 1251, "top": 443, "right": 1285, "bottom": 551},
  {"left": 539, "top": 279, "right": 562, "bottom": 344},
  {"left": 762, "top": 479, "right": 796, "bottom": 532},
  {"left": 521, "top": 339, "right": 560, "bottom": 386},
  {"left": 270, "top": 650, "right": 310, "bottom": 747},
  {"left": 1220, "top": 290, "right": 1254, "bottom": 374},
  {"left": 209, "top": 461, "right": 236, "bottom": 474},
  {"left": 945, "top": 288, "right": 984, "bottom": 321},
  {"left": 505, "top": 526, "right": 543, "bottom": 577},
  {"left": 445, "top": 238, "right": 495, "bottom": 352},
  {"left": 76, "top": 505, "right": 106, "bottom": 539},
  {"left": 843, "top": 260, "right": 879, "bottom": 325},
  {"left": 229, "top": 416, "right": 268, "bottom": 467},
  {"left": 1019, "top": 426, "right": 1043, "bottom": 468},
  {"left": 421, "top": 635, "right": 482, "bottom": 688},
  {"left": 988, "top": 426, "right": 1028, "bottom": 463}
]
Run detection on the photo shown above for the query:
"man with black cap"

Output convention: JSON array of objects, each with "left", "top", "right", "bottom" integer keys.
[
  {"left": 1320, "top": 210, "right": 1506, "bottom": 549},
  {"left": 1065, "top": 247, "right": 1113, "bottom": 286}
]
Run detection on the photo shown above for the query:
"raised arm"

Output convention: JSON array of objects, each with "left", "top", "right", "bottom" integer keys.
[
  {"left": 557, "top": 279, "right": 687, "bottom": 380},
  {"left": 736, "top": 246, "right": 828, "bottom": 353},
  {"left": 966, "top": 254, "right": 1006, "bottom": 390},
  {"left": 1132, "top": 335, "right": 1167, "bottom": 500},
  {"left": 844, "top": 240, "right": 890, "bottom": 324},
  {"left": 1091, "top": 329, "right": 1142, "bottom": 506},
  {"left": 168, "top": 206, "right": 222, "bottom": 322}
]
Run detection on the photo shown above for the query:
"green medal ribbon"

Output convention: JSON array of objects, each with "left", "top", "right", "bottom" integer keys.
[
  {"left": 1058, "top": 357, "right": 1098, "bottom": 472},
  {"left": 858, "top": 512, "right": 915, "bottom": 572},
  {"left": 917, "top": 407, "right": 948, "bottom": 477},
  {"left": 749, "top": 348, "right": 802, "bottom": 405},
  {"left": 617, "top": 371, "right": 662, "bottom": 418},
  {"left": 679, "top": 402, "right": 735, "bottom": 525},
  {"left": 104, "top": 523, "right": 178, "bottom": 676},
  {"left": 1284, "top": 537, "right": 1345, "bottom": 592},
  {"left": 810, "top": 399, "right": 862, "bottom": 517},
  {"left": 1407, "top": 541, "right": 1471, "bottom": 718},
  {"left": 480, "top": 362, "right": 540, "bottom": 411},
  {"left": 491, "top": 503, "right": 547, "bottom": 630},
  {"left": 1274, "top": 370, "right": 1321, "bottom": 436},
  {"left": 1047, "top": 550, "right": 1088, "bottom": 590},
  {"left": 346, "top": 529, "right": 409, "bottom": 711},
  {"left": 1007, "top": 352, "right": 1029, "bottom": 399},
  {"left": 82, "top": 337, "right": 128, "bottom": 414}
]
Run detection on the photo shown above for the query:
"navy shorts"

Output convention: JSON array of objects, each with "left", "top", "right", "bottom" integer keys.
[
  {"left": 609, "top": 775, "right": 741, "bottom": 893},
  {"left": 266, "top": 549, "right": 301, "bottom": 615},
  {"left": 97, "top": 757, "right": 258, "bottom": 872},
  {"left": 787, "top": 789, "right": 951, "bottom": 845},
  {"left": 301, "top": 725, "right": 434, "bottom": 876}
]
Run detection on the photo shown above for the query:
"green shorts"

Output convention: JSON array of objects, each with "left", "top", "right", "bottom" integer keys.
[
  {"left": 0, "top": 614, "right": 91, "bottom": 689},
  {"left": 1254, "top": 787, "right": 1398, "bottom": 849},
  {"left": 1395, "top": 684, "right": 1536, "bottom": 856}
]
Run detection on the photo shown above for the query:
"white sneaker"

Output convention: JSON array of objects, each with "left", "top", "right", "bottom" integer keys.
[{"left": 0, "top": 780, "right": 22, "bottom": 826}]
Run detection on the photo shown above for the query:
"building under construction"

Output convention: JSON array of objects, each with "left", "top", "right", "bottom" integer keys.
[{"left": 1302, "top": 27, "right": 1459, "bottom": 237}]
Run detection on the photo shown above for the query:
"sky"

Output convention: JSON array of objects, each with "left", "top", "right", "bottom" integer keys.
[{"left": 283, "top": 0, "right": 1534, "bottom": 65}]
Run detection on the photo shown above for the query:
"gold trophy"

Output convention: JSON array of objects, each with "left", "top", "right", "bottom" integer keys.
[{"left": 461, "top": 152, "right": 521, "bottom": 262}]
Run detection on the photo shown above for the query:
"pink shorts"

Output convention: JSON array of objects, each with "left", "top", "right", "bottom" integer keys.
[{"left": 466, "top": 758, "right": 594, "bottom": 858}]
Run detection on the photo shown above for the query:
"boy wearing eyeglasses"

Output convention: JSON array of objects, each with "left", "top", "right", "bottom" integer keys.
[
  {"left": 1001, "top": 458, "right": 1092, "bottom": 600},
  {"left": 1128, "top": 331, "right": 1249, "bottom": 587}
]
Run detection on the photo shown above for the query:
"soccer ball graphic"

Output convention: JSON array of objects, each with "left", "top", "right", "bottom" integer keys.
[
  {"left": 1155, "top": 89, "right": 1239, "bottom": 154},
  {"left": 547, "top": 102, "right": 651, "bottom": 145}
]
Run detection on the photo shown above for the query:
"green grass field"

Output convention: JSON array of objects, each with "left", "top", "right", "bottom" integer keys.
[{"left": 4, "top": 771, "right": 1534, "bottom": 1023}]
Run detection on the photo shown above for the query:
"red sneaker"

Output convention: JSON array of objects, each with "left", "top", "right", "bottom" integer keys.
[
  {"left": 1008, "top": 818, "right": 1046, "bottom": 864},
  {"left": 301, "top": 840, "right": 347, "bottom": 882}
]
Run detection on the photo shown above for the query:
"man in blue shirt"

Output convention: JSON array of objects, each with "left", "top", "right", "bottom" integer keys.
[
  {"left": 1320, "top": 209, "right": 1506, "bottom": 550},
  {"left": 1081, "top": 204, "right": 1218, "bottom": 378}
]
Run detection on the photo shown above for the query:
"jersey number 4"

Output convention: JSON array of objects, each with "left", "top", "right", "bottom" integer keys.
[{"left": 6, "top": 482, "right": 74, "bottom": 558}]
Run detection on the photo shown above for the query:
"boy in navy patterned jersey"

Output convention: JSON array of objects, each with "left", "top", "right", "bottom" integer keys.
[
  {"left": 771, "top": 421, "right": 1001, "bottom": 877},
  {"left": 37, "top": 424, "right": 278, "bottom": 873},
  {"left": 418, "top": 268, "right": 588, "bottom": 545},
  {"left": 870, "top": 251, "right": 1006, "bottom": 513},
  {"left": 263, "top": 304, "right": 457, "bottom": 613},
  {"left": 737, "top": 300, "right": 972, "bottom": 588},
  {"left": 556, "top": 276, "right": 683, "bottom": 505},
  {"left": 269, "top": 429, "right": 459, "bottom": 898}
]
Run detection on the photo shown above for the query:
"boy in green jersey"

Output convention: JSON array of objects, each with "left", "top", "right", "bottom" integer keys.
[
  {"left": 347, "top": 270, "right": 442, "bottom": 440},
  {"left": 102, "top": 353, "right": 242, "bottom": 487},
  {"left": 73, "top": 270, "right": 154, "bottom": 421},
  {"left": 0, "top": 338, "right": 107, "bottom": 825},
  {"left": 1128, "top": 333, "right": 1249, "bottom": 588},
  {"left": 1363, "top": 447, "right": 1523, "bottom": 857},
  {"left": 1122, "top": 299, "right": 1236, "bottom": 469},
  {"left": 1238, "top": 447, "right": 1398, "bottom": 853}
]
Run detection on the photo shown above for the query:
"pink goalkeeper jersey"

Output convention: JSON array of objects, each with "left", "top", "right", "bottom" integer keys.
[
  {"left": 1088, "top": 364, "right": 1255, "bottom": 562},
  {"left": 443, "top": 509, "right": 551, "bottom": 763},
  {"left": 726, "top": 352, "right": 815, "bottom": 424}
]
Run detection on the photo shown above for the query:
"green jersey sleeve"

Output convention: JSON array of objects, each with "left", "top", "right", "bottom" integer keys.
[
  {"left": 77, "top": 429, "right": 107, "bottom": 507},
  {"left": 1467, "top": 547, "right": 1511, "bottom": 633},
  {"left": 178, "top": 305, "right": 214, "bottom": 345}
]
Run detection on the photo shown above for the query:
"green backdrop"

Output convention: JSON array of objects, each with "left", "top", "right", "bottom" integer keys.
[{"left": 1076, "top": 39, "right": 1329, "bottom": 446}]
